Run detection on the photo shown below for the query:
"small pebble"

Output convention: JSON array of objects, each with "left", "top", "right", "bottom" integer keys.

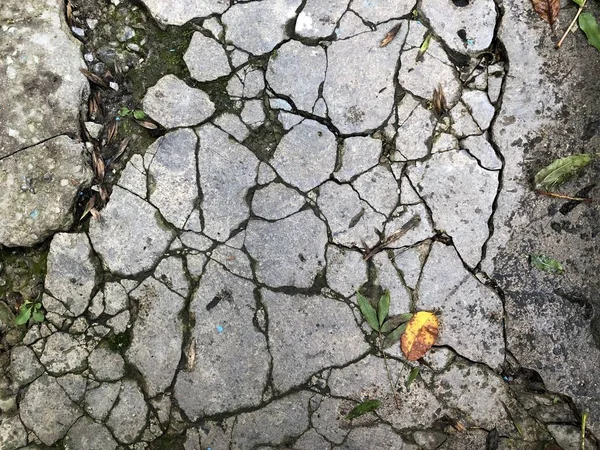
[
  {"left": 71, "top": 26, "right": 85, "bottom": 37},
  {"left": 109, "top": 81, "right": 119, "bottom": 91},
  {"left": 84, "top": 53, "right": 94, "bottom": 62}
]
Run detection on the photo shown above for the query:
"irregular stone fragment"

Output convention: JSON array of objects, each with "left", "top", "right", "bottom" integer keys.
[
  {"left": 324, "top": 22, "right": 406, "bottom": 133},
  {"left": 10, "top": 346, "right": 44, "bottom": 387},
  {"left": 413, "top": 430, "right": 448, "bottom": 450},
  {"left": 335, "top": 10, "right": 371, "bottom": 39},
  {"left": 267, "top": 41, "right": 326, "bottom": 112},
  {"left": 117, "top": 153, "right": 147, "bottom": 198},
  {"left": 421, "top": 0, "right": 497, "bottom": 54},
  {"left": 65, "top": 416, "right": 118, "bottom": 450},
  {"left": 251, "top": 183, "right": 305, "bottom": 220},
  {"left": 461, "top": 134, "right": 502, "bottom": 170},
  {"left": 214, "top": 113, "right": 249, "bottom": 142},
  {"left": 352, "top": 0, "right": 414, "bottom": 23},
  {"left": 127, "top": 278, "right": 185, "bottom": 397},
  {"left": 56, "top": 373, "right": 87, "bottom": 403},
  {"left": 263, "top": 290, "right": 370, "bottom": 392},
  {"left": 139, "top": 0, "right": 228, "bottom": 26},
  {"left": 222, "top": 0, "right": 302, "bottom": 55},
  {"left": 103, "top": 282, "right": 128, "bottom": 316},
  {"left": 334, "top": 136, "right": 382, "bottom": 182},
  {"left": 271, "top": 120, "right": 337, "bottom": 192},
  {"left": 184, "top": 32, "right": 231, "bottom": 82},
  {"left": 318, "top": 181, "right": 386, "bottom": 248},
  {"left": 231, "top": 392, "right": 312, "bottom": 449},
  {"left": 294, "top": 429, "right": 331, "bottom": 449},
  {"left": 89, "top": 186, "right": 175, "bottom": 275},
  {"left": 45, "top": 233, "right": 96, "bottom": 317},
  {"left": 245, "top": 210, "right": 327, "bottom": 288},
  {"left": 548, "top": 424, "right": 595, "bottom": 450},
  {"left": 326, "top": 246, "right": 368, "bottom": 297},
  {"left": 384, "top": 203, "right": 435, "bottom": 248},
  {"left": 400, "top": 175, "right": 421, "bottom": 204},
  {"left": 462, "top": 89, "right": 496, "bottom": 131},
  {"left": 88, "top": 347, "right": 125, "bottom": 381},
  {"left": 431, "top": 132, "right": 459, "bottom": 154},
  {"left": 146, "top": 129, "right": 198, "bottom": 228},
  {"left": 0, "top": 1, "right": 88, "bottom": 156},
  {"left": 311, "top": 396, "right": 350, "bottom": 444},
  {"left": 0, "top": 414, "right": 27, "bottom": 450},
  {"left": 352, "top": 165, "right": 399, "bottom": 216},
  {"left": 0, "top": 137, "right": 93, "bottom": 247},
  {"left": 487, "top": 63, "right": 505, "bottom": 103},
  {"left": 40, "top": 332, "right": 88, "bottom": 375},
  {"left": 241, "top": 99, "right": 266, "bottom": 129},
  {"left": 174, "top": 262, "right": 269, "bottom": 418},
  {"left": 227, "top": 68, "right": 265, "bottom": 98},
  {"left": 342, "top": 425, "right": 405, "bottom": 449},
  {"left": 211, "top": 243, "right": 253, "bottom": 279},
  {"left": 277, "top": 110, "right": 304, "bottom": 130},
  {"left": 372, "top": 252, "right": 412, "bottom": 315},
  {"left": 84, "top": 382, "right": 120, "bottom": 421},
  {"left": 392, "top": 241, "right": 429, "bottom": 289},
  {"left": 107, "top": 310, "right": 130, "bottom": 334},
  {"left": 154, "top": 256, "right": 190, "bottom": 297},
  {"left": 417, "top": 242, "right": 504, "bottom": 368},
  {"left": 407, "top": 150, "right": 498, "bottom": 266},
  {"left": 197, "top": 124, "right": 259, "bottom": 241},
  {"left": 143, "top": 75, "right": 215, "bottom": 129},
  {"left": 395, "top": 101, "right": 436, "bottom": 161},
  {"left": 296, "top": 0, "right": 348, "bottom": 38},
  {"left": 202, "top": 17, "right": 223, "bottom": 39},
  {"left": 449, "top": 101, "right": 481, "bottom": 137},
  {"left": 105, "top": 381, "right": 147, "bottom": 445},
  {"left": 20, "top": 375, "right": 82, "bottom": 445}
]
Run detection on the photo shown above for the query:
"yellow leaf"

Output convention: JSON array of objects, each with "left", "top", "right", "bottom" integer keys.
[{"left": 401, "top": 311, "right": 439, "bottom": 361}]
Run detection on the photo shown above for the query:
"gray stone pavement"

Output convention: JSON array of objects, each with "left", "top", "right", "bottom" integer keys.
[{"left": 1, "top": 0, "right": 599, "bottom": 449}]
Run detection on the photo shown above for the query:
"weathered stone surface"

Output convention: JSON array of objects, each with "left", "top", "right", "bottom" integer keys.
[
  {"left": 117, "top": 153, "right": 147, "bottom": 198},
  {"left": 263, "top": 290, "right": 370, "bottom": 392},
  {"left": 334, "top": 136, "right": 382, "bottom": 182},
  {"left": 154, "top": 256, "right": 190, "bottom": 296},
  {"left": 395, "top": 98, "right": 436, "bottom": 161},
  {"left": 143, "top": 75, "right": 215, "bottom": 129},
  {"left": 103, "top": 282, "right": 128, "bottom": 316},
  {"left": 88, "top": 347, "right": 125, "bottom": 381},
  {"left": 214, "top": 113, "right": 249, "bottom": 142},
  {"left": 0, "top": 414, "right": 27, "bottom": 450},
  {"left": 174, "top": 262, "right": 269, "bottom": 418},
  {"left": 372, "top": 252, "right": 412, "bottom": 315},
  {"left": 462, "top": 89, "right": 495, "bottom": 131},
  {"left": 10, "top": 346, "right": 44, "bottom": 387},
  {"left": 40, "top": 332, "right": 88, "bottom": 375},
  {"left": 318, "top": 181, "right": 386, "bottom": 248},
  {"left": 184, "top": 32, "right": 230, "bottom": 82},
  {"left": 352, "top": 165, "right": 399, "bottom": 216},
  {"left": 251, "top": 183, "right": 305, "bottom": 220},
  {"left": 45, "top": 233, "right": 96, "bottom": 317},
  {"left": 106, "top": 380, "right": 148, "bottom": 444},
  {"left": 431, "top": 132, "right": 460, "bottom": 154},
  {"left": 56, "top": 373, "right": 87, "bottom": 403},
  {"left": 197, "top": 124, "right": 259, "bottom": 241},
  {"left": 0, "top": 0, "right": 88, "bottom": 157},
  {"left": 20, "top": 375, "right": 82, "bottom": 445},
  {"left": 231, "top": 392, "right": 312, "bottom": 449},
  {"left": 84, "top": 382, "right": 120, "bottom": 421},
  {"left": 294, "top": 429, "right": 331, "bottom": 449},
  {"left": 127, "top": 277, "right": 185, "bottom": 397},
  {"left": 417, "top": 242, "right": 504, "bottom": 368},
  {"left": 335, "top": 10, "right": 371, "bottom": 39},
  {"left": 222, "top": 0, "right": 302, "bottom": 55},
  {"left": 449, "top": 101, "right": 481, "bottom": 137},
  {"left": 245, "top": 210, "right": 327, "bottom": 288},
  {"left": 227, "top": 67, "right": 265, "bottom": 98},
  {"left": 145, "top": 129, "right": 198, "bottom": 228},
  {"left": 271, "top": 120, "right": 336, "bottom": 192},
  {"left": 352, "top": 0, "right": 414, "bottom": 23},
  {"left": 392, "top": 241, "right": 429, "bottom": 289},
  {"left": 140, "top": 0, "right": 228, "bottom": 26},
  {"left": 267, "top": 41, "right": 326, "bottom": 112},
  {"left": 211, "top": 243, "right": 253, "bottom": 279},
  {"left": 407, "top": 150, "right": 498, "bottom": 267},
  {"left": 548, "top": 424, "right": 594, "bottom": 450},
  {"left": 240, "top": 99, "right": 266, "bottom": 129},
  {"left": 296, "top": 0, "right": 348, "bottom": 38},
  {"left": 421, "top": 0, "right": 497, "bottom": 54},
  {"left": 324, "top": 21, "right": 405, "bottom": 133},
  {"left": 107, "top": 309, "right": 130, "bottom": 334},
  {"left": 89, "top": 186, "right": 175, "bottom": 275},
  {"left": 64, "top": 416, "right": 117, "bottom": 450},
  {"left": 461, "top": 134, "right": 502, "bottom": 170},
  {"left": 413, "top": 431, "right": 448, "bottom": 450},
  {"left": 0, "top": 136, "right": 92, "bottom": 247},
  {"left": 340, "top": 424, "right": 405, "bottom": 449},
  {"left": 326, "top": 245, "right": 368, "bottom": 297}
]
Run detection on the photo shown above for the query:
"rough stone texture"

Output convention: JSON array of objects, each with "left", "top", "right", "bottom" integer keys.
[
  {"left": 462, "top": 89, "right": 495, "bottom": 131},
  {"left": 326, "top": 246, "right": 368, "bottom": 297},
  {"left": 88, "top": 186, "right": 175, "bottom": 275},
  {"left": 421, "top": 0, "right": 497, "bottom": 54},
  {"left": 271, "top": 120, "right": 337, "bottom": 192},
  {"left": 127, "top": 277, "right": 185, "bottom": 397},
  {"left": 40, "top": 332, "right": 88, "bottom": 375},
  {"left": 373, "top": 252, "right": 412, "bottom": 315},
  {"left": 0, "top": 136, "right": 93, "bottom": 247},
  {"left": 396, "top": 98, "right": 436, "bottom": 161},
  {"left": 140, "top": 0, "right": 228, "bottom": 26},
  {"left": 45, "top": 233, "right": 96, "bottom": 317},
  {"left": 103, "top": 282, "right": 129, "bottom": 315},
  {"left": 334, "top": 136, "right": 382, "bottom": 182},
  {"left": 352, "top": 165, "right": 399, "bottom": 216},
  {"left": 88, "top": 347, "right": 125, "bottom": 381},
  {"left": 295, "top": 0, "right": 348, "bottom": 38},
  {"left": 64, "top": 416, "right": 117, "bottom": 450},
  {"left": 417, "top": 242, "right": 504, "bottom": 368},
  {"left": 222, "top": 0, "right": 302, "bottom": 55},
  {"left": 0, "top": 415, "right": 27, "bottom": 450},
  {"left": 335, "top": 10, "right": 371, "bottom": 39},
  {"left": 84, "top": 382, "right": 120, "bottom": 421},
  {"left": 339, "top": 424, "right": 405, "bottom": 449},
  {"left": 251, "top": 182, "right": 305, "bottom": 220},
  {"left": 0, "top": 0, "right": 88, "bottom": 157},
  {"left": 184, "top": 32, "right": 230, "bottom": 82},
  {"left": 154, "top": 256, "right": 190, "bottom": 296},
  {"left": 408, "top": 150, "right": 498, "bottom": 267},
  {"left": 20, "top": 375, "right": 82, "bottom": 445},
  {"left": 227, "top": 67, "right": 265, "bottom": 98},
  {"left": 326, "top": 23, "right": 405, "bottom": 133},
  {"left": 262, "top": 290, "right": 370, "bottom": 392},
  {"left": 351, "top": 0, "right": 414, "bottom": 23},
  {"left": 461, "top": 134, "right": 502, "bottom": 170},
  {"left": 105, "top": 380, "right": 148, "bottom": 444},
  {"left": 197, "top": 124, "right": 259, "bottom": 241},
  {"left": 267, "top": 40, "right": 326, "bottom": 112},
  {"left": 143, "top": 75, "right": 215, "bottom": 129},
  {"left": 10, "top": 346, "right": 44, "bottom": 387},
  {"left": 214, "top": 113, "right": 249, "bottom": 142},
  {"left": 174, "top": 262, "right": 269, "bottom": 418},
  {"left": 240, "top": 99, "right": 266, "bottom": 129},
  {"left": 246, "top": 210, "right": 327, "bottom": 288}
]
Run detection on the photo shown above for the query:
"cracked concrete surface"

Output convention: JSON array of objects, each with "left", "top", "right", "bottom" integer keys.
[{"left": 1, "top": 0, "right": 600, "bottom": 449}]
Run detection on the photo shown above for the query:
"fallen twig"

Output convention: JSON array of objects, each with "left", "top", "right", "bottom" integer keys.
[
  {"left": 535, "top": 189, "right": 592, "bottom": 202},
  {"left": 556, "top": 0, "right": 587, "bottom": 49},
  {"left": 363, "top": 215, "right": 421, "bottom": 260}
]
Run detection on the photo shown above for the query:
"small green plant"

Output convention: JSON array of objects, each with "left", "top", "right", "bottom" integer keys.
[
  {"left": 15, "top": 299, "right": 45, "bottom": 325},
  {"left": 345, "top": 399, "right": 381, "bottom": 420},
  {"left": 118, "top": 106, "right": 146, "bottom": 120}
]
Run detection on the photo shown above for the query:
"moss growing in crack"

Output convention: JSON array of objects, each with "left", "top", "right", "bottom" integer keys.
[
  {"left": 106, "top": 329, "right": 132, "bottom": 351},
  {"left": 149, "top": 433, "right": 186, "bottom": 449}
]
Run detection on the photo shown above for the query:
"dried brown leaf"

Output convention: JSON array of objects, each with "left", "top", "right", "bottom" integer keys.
[
  {"left": 99, "top": 185, "right": 109, "bottom": 203},
  {"left": 135, "top": 119, "right": 158, "bottom": 130},
  {"left": 88, "top": 95, "right": 98, "bottom": 119},
  {"left": 380, "top": 23, "right": 402, "bottom": 47},
  {"left": 66, "top": 1, "right": 73, "bottom": 26},
  {"left": 433, "top": 84, "right": 448, "bottom": 115},
  {"left": 532, "top": 0, "right": 560, "bottom": 25},
  {"left": 79, "top": 68, "right": 109, "bottom": 89},
  {"left": 89, "top": 207, "right": 101, "bottom": 220},
  {"left": 106, "top": 120, "right": 117, "bottom": 145},
  {"left": 113, "top": 137, "right": 131, "bottom": 163},
  {"left": 92, "top": 149, "right": 105, "bottom": 181},
  {"left": 80, "top": 195, "right": 96, "bottom": 220}
]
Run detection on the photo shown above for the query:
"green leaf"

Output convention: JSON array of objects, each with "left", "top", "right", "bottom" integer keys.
[
  {"left": 357, "top": 292, "right": 380, "bottom": 331},
  {"left": 380, "top": 313, "right": 413, "bottom": 334},
  {"left": 579, "top": 13, "right": 600, "bottom": 51},
  {"left": 382, "top": 322, "right": 408, "bottom": 349},
  {"left": 133, "top": 110, "right": 146, "bottom": 120},
  {"left": 377, "top": 291, "right": 390, "bottom": 326},
  {"left": 32, "top": 310, "right": 45, "bottom": 323},
  {"left": 118, "top": 106, "right": 132, "bottom": 117},
  {"left": 530, "top": 254, "right": 564, "bottom": 274},
  {"left": 572, "top": 0, "right": 585, "bottom": 6},
  {"left": 34, "top": 303, "right": 42, "bottom": 310},
  {"left": 15, "top": 307, "right": 32, "bottom": 325},
  {"left": 406, "top": 367, "right": 420, "bottom": 390},
  {"left": 417, "top": 33, "right": 432, "bottom": 60},
  {"left": 534, "top": 154, "right": 593, "bottom": 191},
  {"left": 345, "top": 399, "right": 381, "bottom": 420}
]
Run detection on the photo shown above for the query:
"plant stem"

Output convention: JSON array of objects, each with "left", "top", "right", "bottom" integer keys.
[
  {"left": 378, "top": 332, "right": 400, "bottom": 409},
  {"left": 581, "top": 411, "right": 588, "bottom": 450},
  {"left": 535, "top": 189, "right": 592, "bottom": 202},
  {"left": 557, "top": 0, "right": 587, "bottom": 49}
]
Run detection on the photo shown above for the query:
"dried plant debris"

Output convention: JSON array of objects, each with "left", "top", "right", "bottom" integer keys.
[
  {"left": 534, "top": 154, "right": 594, "bottom": 192},
  {"left": 532, "top": 0, "right": 560, "bottom": 25},
  {"left": 433, "top": 84, "right": 448, "bottom": 115},
  {"left": 401, "top": 311, "right": 439, "bottom": 361},
  {"left": 380, "top": 23, "right": 402, "bottom": 47}
]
